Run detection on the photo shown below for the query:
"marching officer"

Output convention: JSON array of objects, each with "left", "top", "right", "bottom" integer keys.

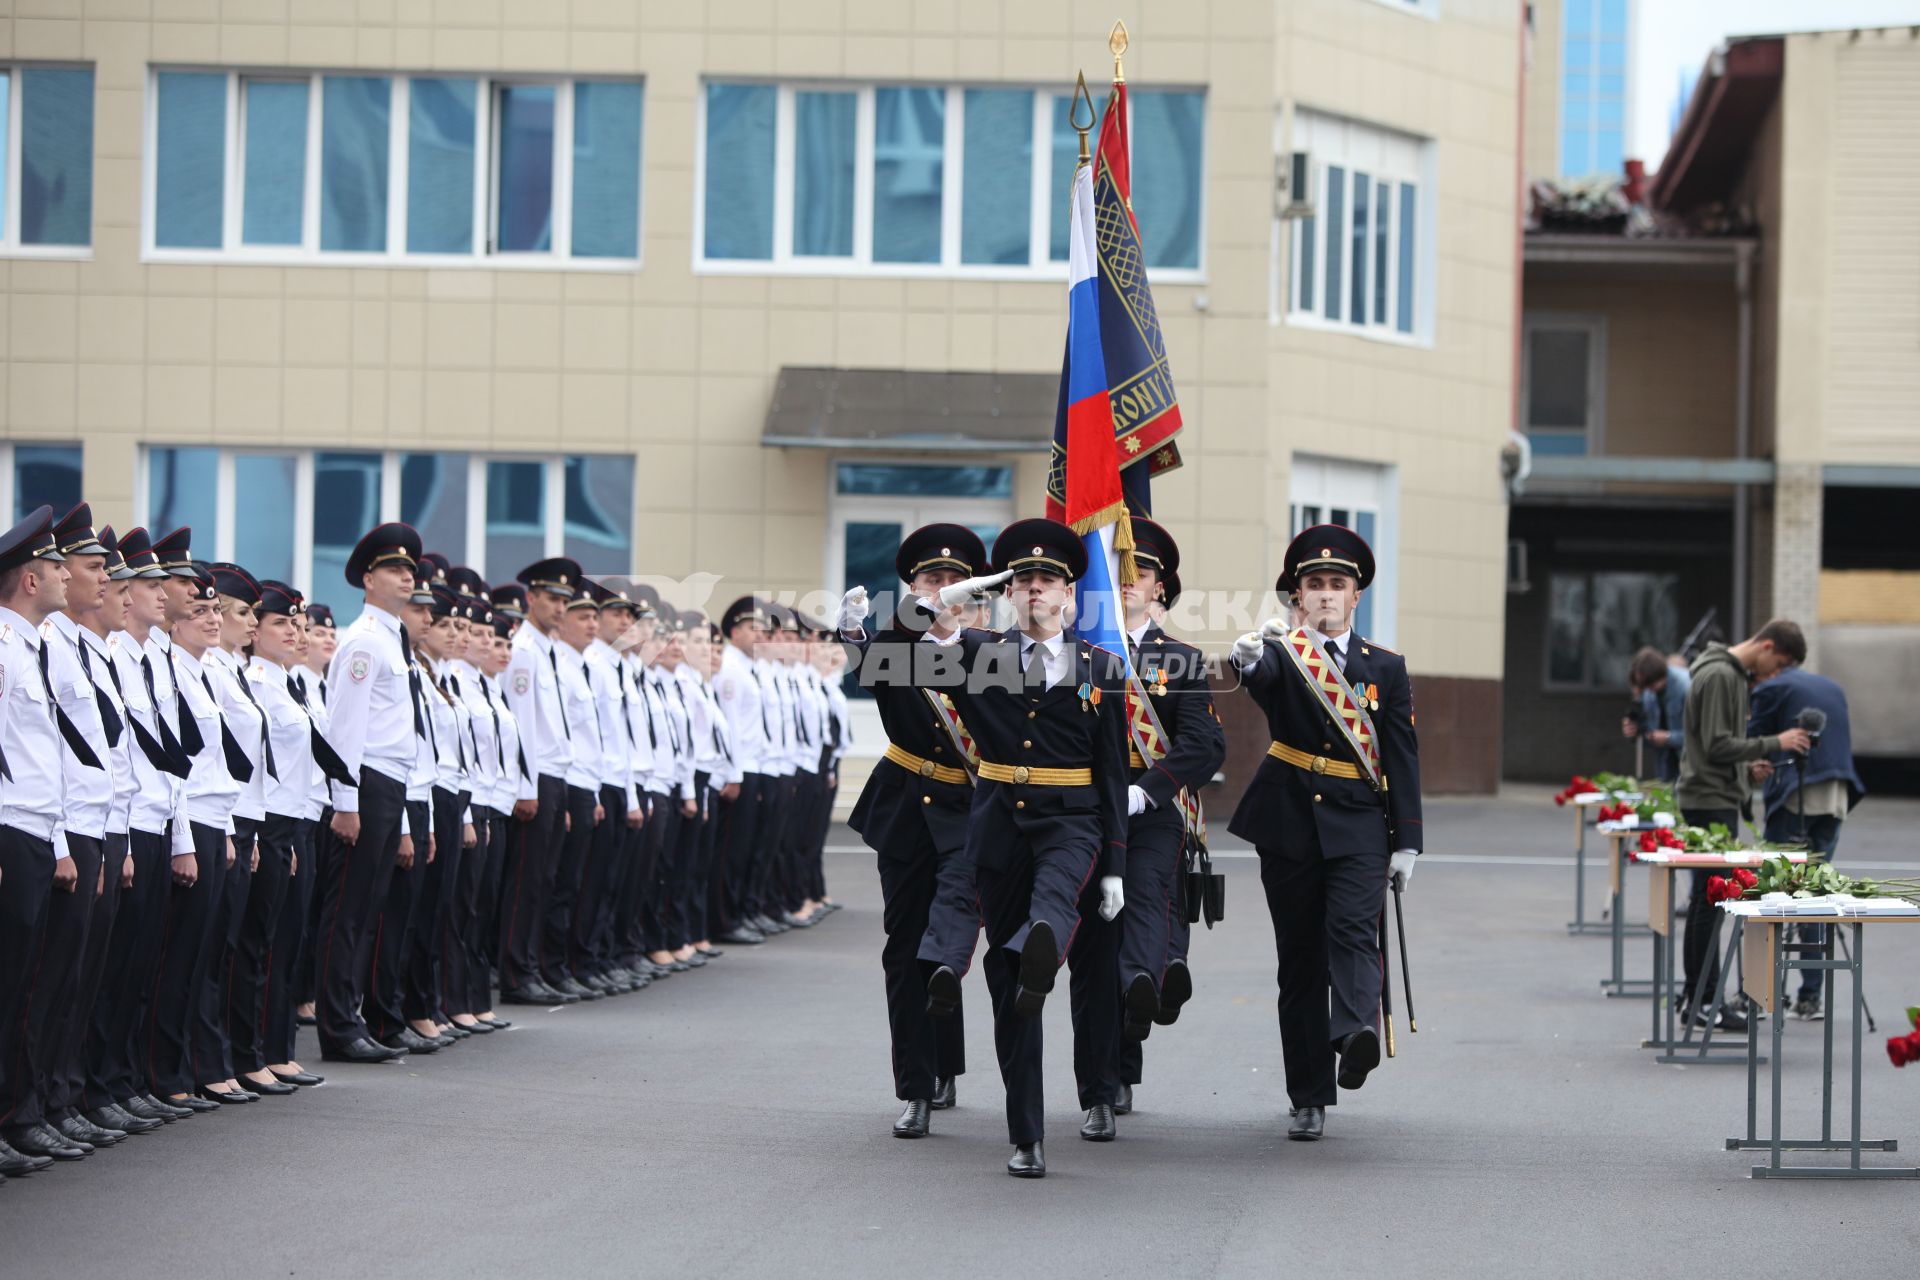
[
  {"left": 844, "top": 518, "right": 1129, "bottom": 1178},
  {"left": 836, "top": 524, "right": 984, "bottom": 1139},
  {"left": 1227, "top": 525, "right": 1422, "bottom": 1142}
]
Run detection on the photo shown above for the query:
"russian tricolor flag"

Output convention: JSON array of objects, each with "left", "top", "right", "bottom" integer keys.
[{"left": 1058, "top": 160, "right": 1131, "bottom": 662}]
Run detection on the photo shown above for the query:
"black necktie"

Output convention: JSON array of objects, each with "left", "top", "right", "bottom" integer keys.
[
  {"left": 636, "top": 674, "right": 659, "bottom": 749},
  {"left": 134, "top": 653, "right": 188, "bottom": 776},
  {"left": 398, "top": 624, "right": 426, "bottom": 738},
  {"left": 748, "top": 666, "right": 772, "bottom": 739},
  {"left": 40, "top": 638, "right": 104, "bottom": 770},
  {"left": 229, "top": 658, "right": 278, "bottom": 779},
  {"left": 1024, "top": 640, "right": 1046, "bottom": 690},
  {"left": 201, "top": 669, "right": 254, "bottom": 782},
  {"left": 548, "top": 647, "right": 572, "bottom": 740},
  {"left": 496, "top": 683, "right": 529, "bottom": 780},
  {"left": 615, "top": 662, "right": 636, "bottom": 744},
  {"left": 163, "top": 649, "right": 205, "bottom": 757},
  {"left": 319, "top": 676, "right": 328, "bottom": 704},
  {"left": 290, "top": 670, "right": 307, "bottom": 703},
  {"left": 479, "top": 678, "right": 505, "bottom": 772},
  {"left": 73, "top": 636, "right": 124, "bottom": 748},
  {"left": 1327, "top": 639, "right": 1344, "bottom": 670},
  {"left": 438, "top": 674, "right": 467, "bottom": 773}
]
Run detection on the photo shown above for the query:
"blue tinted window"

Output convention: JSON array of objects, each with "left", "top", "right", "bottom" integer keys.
[
  {"left": 572, "top": 81, "right": 642, "bottom": 259},
  {"left": 147, "top": 447, "right": 219, "bottom": 545},
  {"left": 703, "top": 83, "right": 775, "bottom": 260},
  {"left": 1355, "top": 510, "right": 1377, "bottom": 638},
  {"left": 496, "top": 84, "right": 555, "bottom": 252},
  {"left": 14, "top": 444, "right": 81, "bottom": 521},
  {"left": 242, "top": 80, "right": 308, "bottom": 246},
  {"left": 234, "top": 454, "right": 297, "bottom": 585},
  {"left": 1396, "top": 184, "right": 1415, "bottom": 334},
  {"left": 793, "top": 90, "right": 856, "bottom": 257},
  {"left": 320, "top": 77, "right": 390, "bottom": 252},
  {"left": 399, "top": 452, "right": 468, "bottom": 560},
  {"left": 1349, "top": 171, "right": 1368, "bottom": 324},
  {"left": 407, "top": 78, "right": 476, "bottom": 254},
  {"left": 835, "top": 463, "right": 1013, "bottom": 498},
  {"left": 0, "top": 76, "right": 9, "bottom": 238},
  {"left": 1323, "top": 166, "right": 1344, "bottom": 321},
  {"left": 960, "top": 89, "right": 1031, "bottom": 266},
  {"left": 1296, "top": 214, "right": 1315, "bottom": 312},
  {"left": 485, "top": 460, "right": 546, "bottom": 580},
  {"left": 873, "top": 87, "right": 943, "bottom": 264},
  {"left": 1130, "top": 90, "right": 1204, "bottom": 270},
  {"left": 310, "top": 452, "right": 383, "bottom": 612},
  {"left": 1373, "top": 178, "right": 1389, "bottom": 324},
  {"left": 564, "top": 455, "right": 632, "bottom": 574},
  {"left": 155, "top": 72, "right": 226, "bottom": 249},
  {"left": 1529, "top": 432, "right": 1589, "bottom": 458},
  {"left": 21, "top": 68, "right": 92, "bottom": 246},
  {"left": 1048, "top": 94, "right": 1076, "bottom": 262}
]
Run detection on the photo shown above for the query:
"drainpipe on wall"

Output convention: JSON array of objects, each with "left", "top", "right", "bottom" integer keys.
[{"left": 1733, "top": 240, "right": 1755, "bottom": 636}]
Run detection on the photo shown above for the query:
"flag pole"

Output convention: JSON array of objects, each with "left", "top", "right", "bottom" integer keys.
[
  {"left": 1109, "top": 19, "right": 1128, "bottom": 85},
  {"left": 1071, "top": 71, "right": 1094, "bottom": 169}
]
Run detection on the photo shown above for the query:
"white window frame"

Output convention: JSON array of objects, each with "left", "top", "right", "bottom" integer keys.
[
  {"left": 142, "top": 67, "right": 643, "bottom": 271},
  {"left": 1279, "top": 108, "right": 1434, "bottom": 347},
  {"left": 0, "top": 440, "right": 86, "bottom": 520},
  {"left": 134, "top": 446, "right": 637, "bottom": 596},
  {"left": 0, "top": 62, "right": 95, "bottom": 260},
  {"left": 1359, "top": 0, "right": 1441, "bottom": 18},
  {"left": 694, "top": 79, "right": 1206, "bottom": 285},
  {"left": 1521, "top": 311, "right": 1608, "bottom": 455},
  {"left": 1288, "top": 453, "right": 1399, "bottom": 649}
]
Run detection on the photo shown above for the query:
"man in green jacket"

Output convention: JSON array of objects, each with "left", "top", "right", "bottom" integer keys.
[{"left": 1676, "top": 620, "right": 1812, "bottom": 1029}]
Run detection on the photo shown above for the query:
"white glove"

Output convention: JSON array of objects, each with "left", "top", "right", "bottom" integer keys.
[
  {"left": 1126, "top": 785, "right": 1150, "bottom": 817},
  {"left": 1390, "top": 851, "right": 1417, "bottom": 892},
  {"left": 837, "top": 585, "right": 869, "bottom": 631},
  {"left": 937, "top": 569, "right": 1013, "bottom": 609},
  {"left": 1098, "top": 875, "right": 1125, "bottom": 921},
  {"left": 1230, "top": 631, "right": 1264, "bottom": 669}
]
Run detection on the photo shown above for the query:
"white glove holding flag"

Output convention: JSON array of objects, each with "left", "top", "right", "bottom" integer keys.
[
  {"left": 1126, "top": 785, "right": 1150, "bottom": 817},
  {"left": 1098, "top": 876, "right": 1125, "bottom": 921},
  {"left": 1231, "top": 631, "right": 1264, "bottom": 670},
  {"left": 1390, "top": 851, "right": 1417, "bottom": 892},
  {"left": 1262, "top": 617, "right": 1291, "bottom": 641},
  {"left": 937, "top": 569, "right": 1014, "bottom": 609},
  {"left": 838, "top": 585, "right": 869, "bottom": 632}
]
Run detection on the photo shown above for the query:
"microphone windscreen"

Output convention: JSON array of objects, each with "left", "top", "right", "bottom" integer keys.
[{"left": 1797, "top": 706, "right": 1828, "bottom": 734}]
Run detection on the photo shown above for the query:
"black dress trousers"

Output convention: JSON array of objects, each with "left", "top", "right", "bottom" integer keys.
[
  {"left": 228, "top": 814, "right": 295, "bottom": 1076},
  {"left": 367, "top": 797, "right": 432, "bottom": 1040},
  {"left": 55, "top": 830, "right": 125, "bottom": 1118},
  {"left": 87, "top": 827, "right": 169, "bottom": 1106},
  {"left": 540, "top": 784, "right": 597, "bottom": 983},
  {"left": 26, "top": 831, "right": 103, "bottom": 1125},
  {"left": 147, "top": 822, "right": 225, "bottom": 1098},
  {"left": 263, "top": 817, "right": 317, "bottom": 1068},
  {"left": 313, "top": 768, "right": 407, "bottom": 1054},
  {"left": 496, "top": 773, "right": 564, "bottom": 994},
  {"left": 0, "top": 827, "right": 56, "bottom": 1129},
  {"left": 408, "top": 787, "right": 467, "bottom": 1023},
  {"left": 570, "top": 782, "right": 627, "bottom": 977}
]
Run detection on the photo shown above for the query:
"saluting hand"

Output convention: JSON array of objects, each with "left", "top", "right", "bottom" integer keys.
[
  {"left": 838, "top": 586, "right": 870, "bottom": 632},
  {"left": 938, "top": 570, "right": 1013, "bottom": 609}
]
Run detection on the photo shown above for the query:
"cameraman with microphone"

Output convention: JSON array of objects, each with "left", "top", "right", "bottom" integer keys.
[
  {"left": 1676, "top": 620, "right": 1812, "bottom": 1031},
  {"left": 1749, "top": 665, "right": 1865, "bottom": 1021}
]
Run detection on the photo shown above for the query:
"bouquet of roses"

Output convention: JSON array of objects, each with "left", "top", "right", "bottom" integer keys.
[
  {"left": 1635, "top": 828, "right": 1686, "bottom": 856},
  {"left": 1553, "top": 775, "right": 1598, "bottom": 807},
  {"left": 1705, "top": 868, "right": 1759, "bottom": 903},
  {"left": 1706, "top": 854, "right": 1920, "bottom": 906},
  {"left": 1889, "top": 1008, "right": 1920, "bottom": 1069}
]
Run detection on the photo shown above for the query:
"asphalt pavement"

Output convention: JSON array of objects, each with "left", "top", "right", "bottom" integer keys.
[{"left": 4, "top": 788, "right": 1918, "bottom": 1278}]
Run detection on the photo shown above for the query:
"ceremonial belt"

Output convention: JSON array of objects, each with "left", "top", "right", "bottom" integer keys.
[
  {"left": 976, "top": 761, "right": 1093, "bottom": 787},
  {"left": 1129, "top": 748, "right": 1146, "bottom": 769},
  {"left": 1266, "top": 740, "right": 1382, "bottom": 785},
  {"left": 883, "top": 742, "right": 970, "bottom": 787}
]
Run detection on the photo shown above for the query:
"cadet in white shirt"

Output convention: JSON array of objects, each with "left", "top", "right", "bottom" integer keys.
[
  {"left": 312, "top": 523, "right": 424, "bottom": 1065},
  {"left": 469, "top": 607, "right": 523, "bottom": 1030},
  {"left": 0, "top": 507, "right": 87, "bottom": 1166},
  {"left": 646, "top": 618, "right": 698, "bottom": 966},
  {"left": 674, "top": 611, "right": 733, "bottom": 961},
  {"left": 571, "top": 579, "right": 644, "bottom": 994},
  {"left": 440, "top": 569, "right": 504, "bottom": 1032},
  {"left": 711, "top": 597, "right": 777, "bottom": 945},
  {"left": 497, "top": 557, "right": 583, "bottom": 1006},
  {"left": 609, "top": 588, "right": 665, "bottom": 984},
  {"left": 542, "top": 584, "right": 608, "bottom": 1002},
  {"left": 290, "top": 601, "right": 338, "bottom": 1032}
]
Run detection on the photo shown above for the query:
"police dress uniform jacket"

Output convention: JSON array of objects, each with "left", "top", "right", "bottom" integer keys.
[
  {"left": 483, "top": 673, "right": 524, "bottom": 816},
  {"left": 587, "top": 640, "right": 641, "bottom": 812},
  {"left": 940, "top": 626, "right": 1131, "bottom": 879},
  {"left": 1127, "top": 623, "right": 1226, "bottom": 810},
  {"left": 252, "top": 660, "right": 319, "bottom": 821},
  {"left": 173, "top": 649, "right": 241, "bottom": 835},
  {"left": 1227, "top": 631, "right": 1422, "bottom": 858},
  {"left": 208, "top": 648, "right": 269, "bottom": 825},
  {"left": 448, "top": 658, "right": 498, "bottom": 812},
  {"left": 326, "top": 604, "right": 421, "bottom": 810},
  {"left": 843, "top": 618, "right": 975, "bottom": 860},
  {"left": 0, "top": 606, "right": 72, "bottom": 849}
]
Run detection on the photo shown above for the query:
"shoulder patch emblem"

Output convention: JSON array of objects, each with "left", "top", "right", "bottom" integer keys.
[
  {"left": 349, "top": 655, "right": 371, "bottom": 683},
  {"left": 722, "top": 683, "right": 734, "bottom": 700},
  {"left": 512, "top": 670, "right": 530, "bottom": 697}
]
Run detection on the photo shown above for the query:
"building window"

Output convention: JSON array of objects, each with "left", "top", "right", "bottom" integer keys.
[
  {"left": 697, "top": 80, "right": 1205, "bottom": 279},
  {"left": 1560, "top": 0, "right": 1629, "bottom": 178},
  {"left": 139, "top": 447, "right": 635, "bottom": 618},
  {"left": 0, "top": 65, "right": 95, "bottom": 253},
  {"left": 145, "top": 69, "right": 643, "bottom": 266},
  {"left": 0, "top": 442, "right": 84, "bottom": 522},
  {"left": 1523, "top": 313, "right": 1606, "bottom": 457},
  {"left": 1546, "top": 570, "right": 1677, "bottom": 690},
  {"left": 1289, "top": 454, "right": 1399, "bottom": 646},
  {"left": 1285, "top": 110, "right": 1429, "bottom": 340}
]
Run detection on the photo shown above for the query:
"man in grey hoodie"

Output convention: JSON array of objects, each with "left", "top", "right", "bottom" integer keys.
[{"left": 1676, "top": 620, "right": 1812, "bottom": 1029}]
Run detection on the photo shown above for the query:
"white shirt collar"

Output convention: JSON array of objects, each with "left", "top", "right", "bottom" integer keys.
[
  {"left": 1127, "top": 622, "right": 1151, "bottom": 645},
  {"left": 1019, "top": 630, "right": 1064, "bottom": 656}
]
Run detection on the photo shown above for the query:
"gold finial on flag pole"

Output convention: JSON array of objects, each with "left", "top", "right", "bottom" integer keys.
[
  {"left": 1070, "top": 71, "right": 1095, "bottom": 169},
  {"left": 1109, "top": 20, "right": 1129, "bottom": 85}
]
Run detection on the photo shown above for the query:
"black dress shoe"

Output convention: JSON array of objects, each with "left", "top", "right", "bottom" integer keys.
[
  {"left": 91, "top": 1104, "right": 159, "bottom": 1134},
  {"left": 58, "top": 1114, "right": 122, "bottom": 1147},
  {"left": 43, "top": 1119, "right": 95, "bottom": 1152},
  {"left": 384, "top": 1029, "right": 440, "bottom": 1054},
  {"left": 1007, "top": 1142, "right": 1046, "bottom": 1178},
  {"left": 479, "top": 1016, "right": 513, "bottom": 1031},
  {"left": 581, "top": 972, "right": 613, "bottom": 992},
  {"left": 320, "top": 1036, "right": 405, "bottom": 1064},
  {"left": 1080, "top": 1102, "right": 1117, "bottom": 1142},
  {"left": 1113, "top": 1083, "right": 1133, "bottom": 1116},
  {"left": 684, "top": 952, "right": 708, "bottom": 968},
  {"left": 199, "top": 1086, "right": 250, "bottom": 1105},
  {"left": 893, "top": 1099, "right": 931, "bottom": 1138},
  {"left": 441, "top": 1023, "right": 472, "bottom": 1040},
  {"left": 541, "top": 980, "right": 582, "bottom": 1003},
  {"left": 7, "top": 1123, "right": 88, "bottom": 1160},
  {"left": 1288, "top": 1106, "right": 1325, "bottom": 1141},
  {"left": 930, "top": 1076, "right": 957, "bottom": 1110},
  {"left": 1156, "top": 958, "right": 1192, "bottom": 1025},
  {"left": 269, "top": 1069, "right": 325, "bottom": 1087},
  {"left": 459, "top": 1019, "right": 495, "bottom": 1034},
  {"left": 1122, "top": 972, "right": 1159, "bottom": 1042},
  {"left": 926, "top": 965, "right": 962, "bottom": 1019},
  {"left": 715, "top": 929, "right": 763, "bottom": 945},
  {"left": 696, "top": 946, "right": 724, "bottom": 959},
  {"left": 1012, "top": 921, "right": 1058, "bottom": 1017},
  {"left": 143, "top": 1092, "right": 196, "bottom": 1118},
  {"left": 0, "top": 1138, "right": 53, "bottom": 1175},
  {"left": 241, "top": 1076, "right": 298, "bottom": 1096},
  {"left": 556, "top": 976, "right": 603, "bottom": 1001},
  {"left": 125, "top": 1094, "right": 186, "bottom": 1122},
  {"left": 499, "top": 985, "right": 554, "bottom": 1006},
  {"left": 1336, "top": 1027, "right": 1381, "bottom": 1091}
]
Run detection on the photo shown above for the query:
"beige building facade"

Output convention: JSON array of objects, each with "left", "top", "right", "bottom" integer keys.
[{"left": 0, "top": 0, "right": 1523, "bottom": 796}]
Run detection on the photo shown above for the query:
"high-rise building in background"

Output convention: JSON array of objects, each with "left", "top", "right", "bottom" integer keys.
[{"left": 1558, "top": 0, "right": 1632, "bottom": 177}]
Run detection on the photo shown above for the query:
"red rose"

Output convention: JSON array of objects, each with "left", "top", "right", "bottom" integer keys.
[
  {"left": 1638, "top": 833, "right": 1657, "bottom": 853},
  {"left": 1735, "top": 868, "right": 1758, "bottom": 889},
  {"left": 1892, "top": 1034, "right": 1918, "bottom": 1068}
]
